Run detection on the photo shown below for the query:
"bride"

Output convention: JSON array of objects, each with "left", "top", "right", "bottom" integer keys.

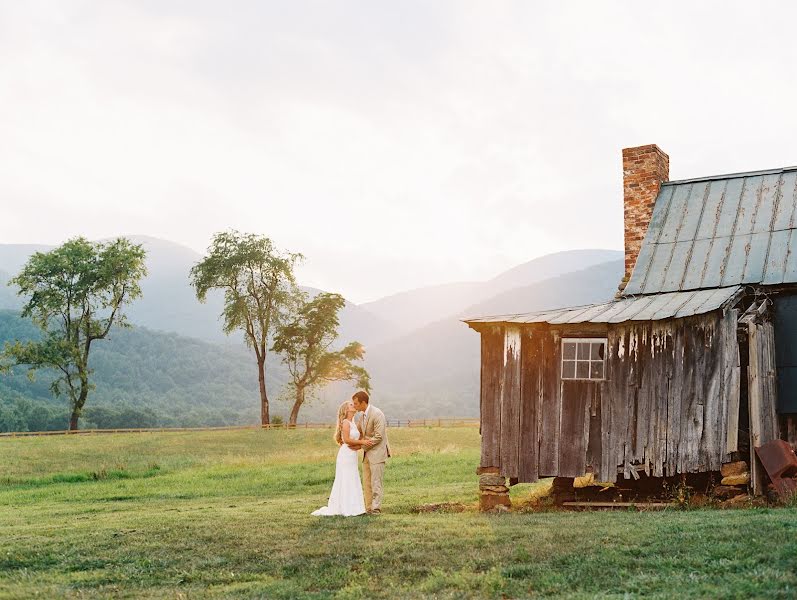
[{"left": 311, "top": 400, "right": 367, "bottom": 516}]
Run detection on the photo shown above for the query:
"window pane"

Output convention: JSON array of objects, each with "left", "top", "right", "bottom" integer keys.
[
  {"left": 577, "top": 342, "right": 590, "bottom": 360},
  {"left": 591, "top": 342, "right": 605, "bottom": 360},
  {"left": 562, "top": 360, "right": 575, "bottom": 378},
  {"left": 576, "top": 361, "right": 590, "bottom": 378},
  {"left": 590, "top": 361, "right": 604, "bottom": 379},
  {"left": 563, "top": 342, "right": 576, "bottom": 360}
]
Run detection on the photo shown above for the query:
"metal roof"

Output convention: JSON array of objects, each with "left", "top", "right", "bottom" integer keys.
[
  {"left": 625, "top": 166, "right": 797, "bottom": 295},
  {"left": 463, "top": 286, "right": 741, "bottom": 326}
]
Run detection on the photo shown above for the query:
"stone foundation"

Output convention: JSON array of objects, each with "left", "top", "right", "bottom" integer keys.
[{"left": 478, "top": 468, "right": 510, "bottom": 511}]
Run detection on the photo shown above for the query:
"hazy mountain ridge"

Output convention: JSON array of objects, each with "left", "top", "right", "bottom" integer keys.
[
  {"left": 360, "top": 249, "right": 622, "bottom": 336},
  {"left": 0, "top": 237, "right": 625, "bottom": 427},
  {"left": 362, "top": 259, "right": 624, "bottom": 418}
]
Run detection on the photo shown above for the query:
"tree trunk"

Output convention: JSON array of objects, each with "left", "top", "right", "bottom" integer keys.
[
  {"left": 258, "top": 357, "right": 269, "bottom": 426},
  {"left": 69, "top": 409, "right": 80, "bottom": 431},
  {"left": 70, "top": 384, "right": 89, "bottom": 431},
  {"left": 289, "top": 387, "right": 305, "bottom": 427}
]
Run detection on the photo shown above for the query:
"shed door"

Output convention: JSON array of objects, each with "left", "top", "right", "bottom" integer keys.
[{"left": 559, "top": 339, "right": 606, "bottom": 478}]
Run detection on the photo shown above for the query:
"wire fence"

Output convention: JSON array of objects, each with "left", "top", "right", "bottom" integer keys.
[{"left": 0, "top": 418, "right": 480, "bottom": 438}]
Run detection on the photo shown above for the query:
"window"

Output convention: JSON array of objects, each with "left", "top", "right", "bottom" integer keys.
[{"left": 562, "top": 338, "right": 606, "bottom": 381}]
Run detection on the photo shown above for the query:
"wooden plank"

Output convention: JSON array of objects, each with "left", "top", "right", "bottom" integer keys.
[
  {"left": 537, "top": 330, "right": 561, "bottom": 476},
  {"left": 648, "top": 323, "right": 673, "bottom": 477},
  {"left": 559, "top": 380, "right": 591, "bottom": 477},
  {"left": 747, "top": 317, "right": 781, "bottom": 495},
  {"left": 479, "top": 327, "right": 504, "bottom": 469},
  {"left": 499, "top": 327, "right": 522, "bottom": 478},
  {"left": 748, "top": 318, "right": 762, "bottom": 494},
  {"left": 666, "top": 321, "right": 685, "bottom": 477},
  {"left": 678, "top": 319, "right": 700, "bottom": 474},
  {"left": 604, "top": 327, "right": 630, "bottom": 481},
  {"left": 518, "top": 329, "right": 541, "bottom": 482},
  {"left": 563, "top": 502, "right": 676, "bottom": 510},
  {"left": 760, "top": 319, "right": 780, "bottom": 442},
  {"left": 720, "top": 309, "right": 739, "bottom": 461},
  {"left": 699, "top": 316, "right": 723, "bottom": 471},
  {"left": 587, "top": 382, "right": 603, "bottom": 478},
  {"left": 635, "top": 324, "right": 654, "bottom": 469}
]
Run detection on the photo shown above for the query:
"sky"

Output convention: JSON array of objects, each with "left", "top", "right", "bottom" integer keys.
[{"left": 3, "top": 1, "right": 797, "bottom": 303}]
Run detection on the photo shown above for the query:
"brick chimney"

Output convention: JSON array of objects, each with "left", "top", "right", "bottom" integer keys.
[{"left": 621, "top": 144, "right": 669, "bottom": 286}]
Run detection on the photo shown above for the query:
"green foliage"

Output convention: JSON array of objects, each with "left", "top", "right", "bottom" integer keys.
[
  {"left": 190, "top": 231, "right": 302, "bottom": 424},
  {"left": 273, "top": 291, "right": 370, "bottom": 423},
  {"left": 0, "top": 238, "right": 147, "bottom": 429},
  {"left": 0, "top": 310, "right": 290, "bottom": 432},
  {"left": 1, "top": 428, "right": 796, "bottom": 598}
]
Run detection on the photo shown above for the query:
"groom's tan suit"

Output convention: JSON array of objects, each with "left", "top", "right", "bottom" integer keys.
[{"left": 358, "top": 405, "right": 390, "bottom": 511}]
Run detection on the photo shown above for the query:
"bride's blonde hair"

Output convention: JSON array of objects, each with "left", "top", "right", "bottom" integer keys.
[{"left": 333, "top": 400, "right": 353, "bottom": 445}]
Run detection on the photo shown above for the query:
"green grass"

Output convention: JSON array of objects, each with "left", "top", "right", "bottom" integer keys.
[{"left": 1, "top": 427, "right": 796, "bottom": 599}]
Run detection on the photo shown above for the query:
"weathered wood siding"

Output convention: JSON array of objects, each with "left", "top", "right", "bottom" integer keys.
[
  {"left": 479, "top": 326, "right": 503, "bottom": 469},
  {"left": 477, "top": 310, "right": 739, "bottom": 482},
  {"left": 747, "top": 315, "right": 780, "bottom": 495}
]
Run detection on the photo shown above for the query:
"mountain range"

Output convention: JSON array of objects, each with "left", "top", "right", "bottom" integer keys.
[{"left": 0, "top": 236, "right": 623, "bottom": 428}]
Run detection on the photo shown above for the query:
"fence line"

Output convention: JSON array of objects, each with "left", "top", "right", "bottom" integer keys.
[{"left": 0, "top": 418, "right": 480, "bottom": 438}]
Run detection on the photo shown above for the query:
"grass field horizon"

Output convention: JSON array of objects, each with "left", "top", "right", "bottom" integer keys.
[{"left": 2, "top": 427, "right": 797, "bottom": 598}]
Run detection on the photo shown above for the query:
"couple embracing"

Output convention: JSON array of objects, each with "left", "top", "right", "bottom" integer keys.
[{"left": 312, "top": 390, "right": 390, "bottom": 517}]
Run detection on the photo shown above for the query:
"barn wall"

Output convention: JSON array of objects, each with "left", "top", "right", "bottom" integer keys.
[{"left": 477, "top": 309, "right": 739, "bottom": 483}]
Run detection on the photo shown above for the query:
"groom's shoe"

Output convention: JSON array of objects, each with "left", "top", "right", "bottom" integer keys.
[{"left": 369, "top": 508, "right": 382, "bottom": 515}]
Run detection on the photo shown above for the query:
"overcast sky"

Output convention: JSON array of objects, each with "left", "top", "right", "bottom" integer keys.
[{"left": 3, "top": 1, "right": 797, "bottom": 303}]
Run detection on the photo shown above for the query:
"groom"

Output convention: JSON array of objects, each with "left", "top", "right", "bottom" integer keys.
[{"left": 351, "top": 390, "right": 390, "bottom": 514}]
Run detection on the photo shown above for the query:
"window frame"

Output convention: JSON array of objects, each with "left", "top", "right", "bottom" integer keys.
[{"left": 561, "top": 337, "right": 607, "bottom": 382}]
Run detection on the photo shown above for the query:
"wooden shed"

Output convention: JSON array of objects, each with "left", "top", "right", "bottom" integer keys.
[{"left": 465, "top": 145, "right": 797, "bottom": 507}]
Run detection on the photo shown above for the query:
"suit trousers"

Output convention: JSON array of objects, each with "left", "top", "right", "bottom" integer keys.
[{"left": 363, "top": 460, "right": 385, "bottom": 511}]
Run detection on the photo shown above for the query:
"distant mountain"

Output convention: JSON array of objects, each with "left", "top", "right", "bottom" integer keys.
[
  {"left": 465, "top": 259, "right": 624, "bottom": 318},
  {"left": 485, "top": 249, "right": 622, "bottom": 296},
  {"left": 360, "top": 249, "right": 622, "bottom": 337},
  {"left": 0, "top": 236, "right": 626, "bottom": 428},
  {"left": 364, "top": 259, "right": 624, "bottom": 418},
  {"left": 0, "top": 236, "right": 394, "bottom": 347},
  {"left": 0, "top": 270, "right": 21, "bottom": 310}
]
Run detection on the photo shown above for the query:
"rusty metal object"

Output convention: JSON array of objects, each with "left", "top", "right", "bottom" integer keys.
[
  {"left": 755, "top": 439, "right": 797, "bottom": 501},
  {"left": 755, "top": 439, "right": 797, "bottom": 479}
]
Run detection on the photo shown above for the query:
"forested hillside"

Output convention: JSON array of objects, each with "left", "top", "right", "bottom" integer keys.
[{"left": 0, "top": 311, "right": 290, "bottom": 432}]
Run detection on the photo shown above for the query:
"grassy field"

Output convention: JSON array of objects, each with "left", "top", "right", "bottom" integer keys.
[{"left": 1, "top": 427, "right": 796, "bottom": 599}]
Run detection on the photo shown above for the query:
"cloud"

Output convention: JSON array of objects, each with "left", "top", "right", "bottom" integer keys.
[{"left": 3, "top": 1, "right": 797, "bottom": 302}]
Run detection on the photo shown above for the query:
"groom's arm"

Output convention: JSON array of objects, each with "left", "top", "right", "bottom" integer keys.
[{"left": 365, "top": 411, "right": 386, "bottom": 447}]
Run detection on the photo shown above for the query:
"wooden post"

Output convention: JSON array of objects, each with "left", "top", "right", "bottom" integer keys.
[{"left": 747, "top": 312, "right": 780, "bottom": 496}]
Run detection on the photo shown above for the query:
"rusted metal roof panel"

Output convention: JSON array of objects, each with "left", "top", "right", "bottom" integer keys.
[
  {"left": 463, "top": 287, "right": 741, "bottom": 327},
  {"left": 625, "top": 166, "right": 797, "bottom": 295}
]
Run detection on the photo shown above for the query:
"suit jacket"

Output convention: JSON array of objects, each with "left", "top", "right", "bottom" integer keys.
[{"left": 358, "top": 405, "right": 391, "bottom": 464}]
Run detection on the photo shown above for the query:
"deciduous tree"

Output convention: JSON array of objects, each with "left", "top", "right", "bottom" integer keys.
[
  {"left": 272, "top": 291, "right": 370, "bottom": 426},
  {"left": 190, "top": 231, "right": 302, "bottom": 425},
  {"left": 1, "top": 237, "right": 147, "bottom": 430}
]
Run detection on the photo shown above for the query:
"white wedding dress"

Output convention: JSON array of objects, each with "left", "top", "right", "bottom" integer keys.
[{"left": 312, "top": 422, "right": 366, "bottom": 516}]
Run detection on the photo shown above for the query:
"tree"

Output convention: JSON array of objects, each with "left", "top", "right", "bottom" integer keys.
[
  {"left": 0, "top": 237, "right": 147, "bottom": 430},
  {"left": 189, "top": 231, "right": 302, "bottom": 425},
  {"left": 272, "top": 291, "right": 370, "bottom": 426}
]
